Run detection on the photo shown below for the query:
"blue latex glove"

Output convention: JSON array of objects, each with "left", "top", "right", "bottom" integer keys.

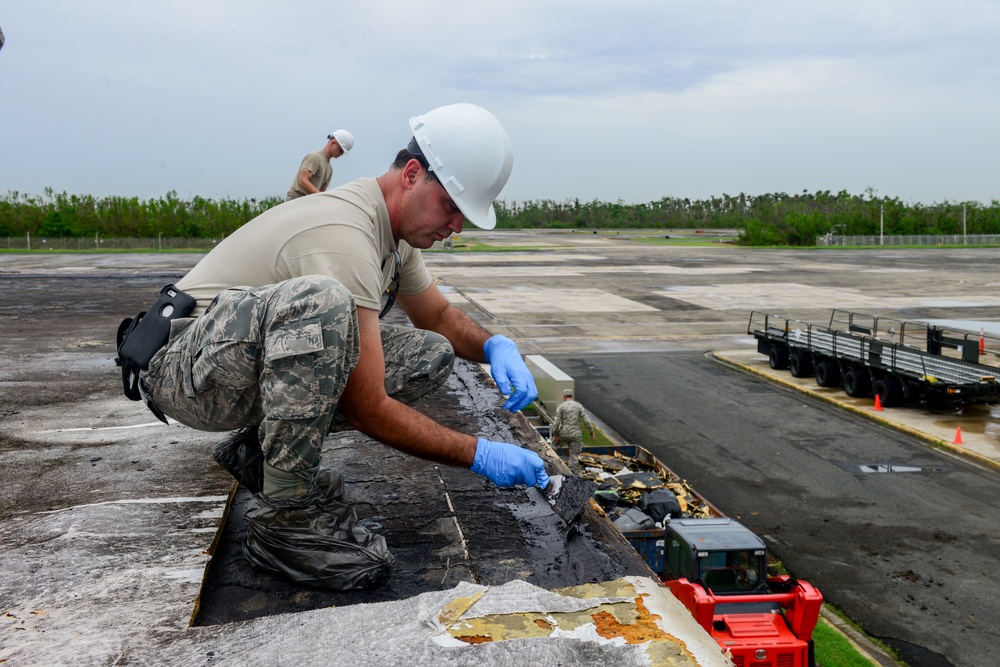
[
  {"left": 483, "top": 334, "right": 538, "bottom": 412},
  {"left": 471, "top": 437, "right": 550, "bottom": 489}
]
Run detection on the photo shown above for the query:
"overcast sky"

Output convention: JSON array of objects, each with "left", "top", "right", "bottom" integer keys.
[{"left": 1, "top": 1, "right": 997, "bottom": 206}]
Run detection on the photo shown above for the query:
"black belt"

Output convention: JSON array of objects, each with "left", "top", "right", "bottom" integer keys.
[{"left": 137, "top": 376, "right": 169, "bottom": 425}]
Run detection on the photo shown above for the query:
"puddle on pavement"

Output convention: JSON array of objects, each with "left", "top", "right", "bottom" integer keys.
[
  {"left": 857, "top": 464, "right": 947, "bottom": 474},
  {"left": 930, "top": 403, "right": 1000, "bottom": 438}
]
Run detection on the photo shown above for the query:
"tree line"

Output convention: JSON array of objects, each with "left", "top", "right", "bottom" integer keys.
[
  {"left": 495, "top": 191, "right": 1000, "bottom": 245},
  {"left": 2, "top": 188, "right": 999, "bottom": 246},
  {"left": 0, "top": 189, "right": 282, "bottom": 241}
]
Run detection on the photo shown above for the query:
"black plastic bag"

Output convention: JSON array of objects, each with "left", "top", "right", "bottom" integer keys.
[
  {"left": 212, "top": 427, "right": 264, "bottom": 494},
  {"left": 242, "top": 468, "right": 395, "bottom": 590},
  {"left": 592, "top": 485, "right": 620, "bottom": 511},
  {"left": 638, "top": 488, "right": 682, "bottom": 524}
]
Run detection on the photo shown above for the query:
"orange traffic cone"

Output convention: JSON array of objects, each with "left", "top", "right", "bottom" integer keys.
[
  {"left": 873, "top": 394, "right": 883, "bottom": 411},
  {"left": 980, "top": 328, "right": 986, "bottom": 355},
  {"left": 953, "top": 426, "right": 964, "bottom": 445}
]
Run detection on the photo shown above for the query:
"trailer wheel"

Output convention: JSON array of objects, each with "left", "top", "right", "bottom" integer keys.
[
  {"left": 789, "top": 352, "right": 814, "bottom": 378},
  {"left": 844, "top": 370, "right": 872, "bottom": 397},
  {"left": 815, "top": 361, "right": 841, "bottom": 387},
  {"left": 874, "top": 377, "right": 905, "bottom": 407},
  {"left": 769, "top": 345, "right": 789, "bottom": 370}
]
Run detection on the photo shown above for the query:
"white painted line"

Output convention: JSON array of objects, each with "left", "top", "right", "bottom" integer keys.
[
  {"left": 38, "top": 495, "right": 229, "bottom": 515},
  {"left": 40, "top": 421, "right": 173, "bottom": 433}
]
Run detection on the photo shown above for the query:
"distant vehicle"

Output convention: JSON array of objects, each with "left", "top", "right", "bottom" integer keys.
[{"left": 663, "top": 518, "right": 822, "bottom": 667}]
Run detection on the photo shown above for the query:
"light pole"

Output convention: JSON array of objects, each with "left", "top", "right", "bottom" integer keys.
[
  {"left": 963, "top": 203, "right": 967, "bottom": 245},
  {"left": 880, "top": 205, "right": 884, "bottom": 246}
]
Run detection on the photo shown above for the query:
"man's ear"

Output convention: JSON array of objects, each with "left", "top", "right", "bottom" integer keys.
[{"left": 401, "top": 159, "right": 422, "bottom": 190}]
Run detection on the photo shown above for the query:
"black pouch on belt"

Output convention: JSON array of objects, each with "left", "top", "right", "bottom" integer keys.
[{"left": 116, "top": 284, "right": 196, "bottom": 402}]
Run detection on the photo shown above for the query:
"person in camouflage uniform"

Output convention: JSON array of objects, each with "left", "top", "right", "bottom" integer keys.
[
  {"left": 134, "top": 106, "right": 547, "bottom": 512},
  {"left": 551, "top": 389, "right": 595, "bottom": 472}
]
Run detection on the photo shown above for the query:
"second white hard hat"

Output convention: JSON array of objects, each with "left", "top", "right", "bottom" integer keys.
[
  {"left": 328, "top": 129, "right": 354, "bottom": 154},
  {"left": 409, "top": 103, "right": 513, "bottom": 230}
]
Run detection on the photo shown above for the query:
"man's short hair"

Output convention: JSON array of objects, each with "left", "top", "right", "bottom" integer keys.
[{"left": 391, "top": 139, "right": 441, "bottom": 184}]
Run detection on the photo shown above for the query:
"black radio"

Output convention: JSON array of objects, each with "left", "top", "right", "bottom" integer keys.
[{"left": 116, "top": 284, "right": 196, "bottom": 401}]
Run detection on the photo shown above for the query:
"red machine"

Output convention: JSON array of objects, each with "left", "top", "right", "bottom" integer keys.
[
  {"left": 668, "top": 574, "right": 822, "bottom": 667},
  {"left": 659, "top": 518, "right": 823, "bottom": 667}
]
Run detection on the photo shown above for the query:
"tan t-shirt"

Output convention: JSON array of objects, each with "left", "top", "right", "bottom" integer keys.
[
  {"left": 177, "top": 178, "right": 432, "bottom": 315},
  {"left": 288, "top": 150, "right": 333, "bottom": 196}
]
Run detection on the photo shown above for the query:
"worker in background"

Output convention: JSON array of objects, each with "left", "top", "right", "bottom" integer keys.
[
  {"left": 285, "top": 129, "right": 355, "bottom": 201},
  {"left": 551, "top": 388, "right": 595, "bottom": 472},
  {"left": 119, "top": 103, "right": 545, "bottom": 585}
]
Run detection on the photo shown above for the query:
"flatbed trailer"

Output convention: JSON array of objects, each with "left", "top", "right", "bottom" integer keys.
[{"left": 748, "top": 309, "right": 1000, "bottom": 407}]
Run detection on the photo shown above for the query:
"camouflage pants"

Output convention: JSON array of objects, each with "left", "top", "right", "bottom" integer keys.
[
  {"left": 142, "top": 275, "right": 455, "bottom": 474},
  {"left": 561, "top": 436, "right": 583, "bottom": 472}
]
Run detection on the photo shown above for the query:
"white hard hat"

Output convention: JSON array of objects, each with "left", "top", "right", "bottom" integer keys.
[
  {"left": 409, "top": 103, "right": 513, "bottom": 230},
  {"left": 328, "top": 129, "right": 354, "bottom": 154}
]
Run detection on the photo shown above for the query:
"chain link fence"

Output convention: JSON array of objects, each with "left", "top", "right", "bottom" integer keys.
[
  {"left": 1, "top": 236, "right": 224, "bottom": 251},
  {"left": 8, "top": 233, "right": 1000, "bottom": 251},
  {"left": 818, "top": 234, "right": 1000, "bottom": 247}
]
